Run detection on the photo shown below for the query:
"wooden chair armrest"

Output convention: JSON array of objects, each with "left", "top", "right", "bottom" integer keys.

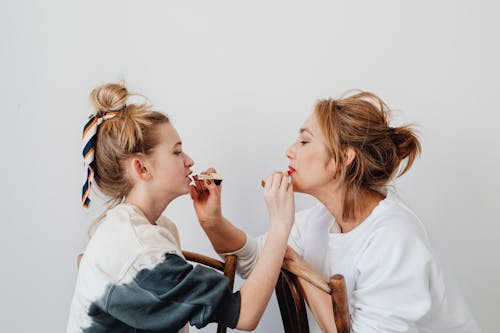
[
  {"left": 77, "top": 251, "right": 227, "bottom": 271},
  {"left": 282, "top": 259, "right": 331, "bottom": 294},
  {"left": 182, "top": 251, "right": 225, "bottom": 271},
  {"left": 282, "top": 259, "right": 351, "bottom": 333}
]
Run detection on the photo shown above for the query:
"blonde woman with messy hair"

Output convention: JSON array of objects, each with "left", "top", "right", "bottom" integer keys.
[
  {"left": 194, "top": 91, "right": 480, "bottom": 333},
  {"left": 67, "top": 83, "right": 295, "bottom": 332}
]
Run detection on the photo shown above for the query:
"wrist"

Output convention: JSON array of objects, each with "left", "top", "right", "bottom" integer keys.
[
  {"left": 268, "top": 220, "right": 293, "bottom": 235},
  {"left": 199, "top": 214, "right": 224, "bottom": 230},
  {"left": 269, "top": 216, "right": 294, "bottom": 227}
]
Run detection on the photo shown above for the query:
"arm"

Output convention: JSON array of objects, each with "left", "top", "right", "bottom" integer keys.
[
  {"left": 236, "top": 172, "right": 295, "bottom": 330},
  {"left": 105, "top": 253, "right": 242, "bottom": 331},
  {"left": 193, "top": 171, "right": 295, "bottom": 330},
  {"left": 285, "top": 247, "right": 338, "bottom": 333},
  {"left": 201, "top": 215, "right": 247, "bottom": 254},
  {"left": 299, "top": 278, "right": 337, "bottom": 333},
  {"left": 190, "top": 168, "right": 246, "bottom": 253}
]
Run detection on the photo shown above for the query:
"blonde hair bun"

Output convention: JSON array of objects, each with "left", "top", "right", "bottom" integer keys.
[{"left": 90, "top": 83, "right": 128, "bottom": 113}]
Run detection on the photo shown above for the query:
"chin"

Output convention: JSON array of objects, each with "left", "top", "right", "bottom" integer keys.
[
  {"left": 180, "top": 187, "right": 191, "bottom": 196},
  {"left": 292, "top": 183, "right": 311, "bottom": 195},
  {"left": 291, "top": 180, "right": 303, "bottom": 193}
]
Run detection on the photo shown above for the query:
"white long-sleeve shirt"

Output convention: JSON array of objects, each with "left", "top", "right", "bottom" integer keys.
[{"left": 223, "top": 191, "right": 480, "bottom": 332}]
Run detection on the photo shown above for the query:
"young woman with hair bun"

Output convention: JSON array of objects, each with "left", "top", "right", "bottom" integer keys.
[
  {"left": 194, "top": 91, "right": 480, "bottom": 333},
  {"left": 67, "top": 83, "right": 295, "bottom": 332}
]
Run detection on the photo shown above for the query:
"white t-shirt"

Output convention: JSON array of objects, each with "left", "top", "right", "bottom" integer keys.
[{"left": 224, "top": 191, "right": 480, "bottom": 332}]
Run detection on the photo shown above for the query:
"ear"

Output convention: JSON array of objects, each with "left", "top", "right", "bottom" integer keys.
[
  {"left": 128, "top": 157, "right": 151, "bottom": 181},
  {"left": 343, "top": 146, "right": 356, "bottom": 167}
]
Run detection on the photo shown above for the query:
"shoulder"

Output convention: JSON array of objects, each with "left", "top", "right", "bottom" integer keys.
[
  {"left": 83, "top": 205, "right": 181, "bottom": 279},
  {"left": 156, "top": 215, "right": 181, "bottom": 248},
  {"left": 371, "top": 193, "right": 429, "bottom": 243},
  {"left": 83, "top": 205, "right": 144, "bottom": 275},
  {"left": 156, "top": 215, "right": 178, "bottom": 234},
  {"left": 357, "top": 195, "right": 434, "bottom": 268},
  {"left": 133, "top": 215, "right": 182, "bottom": 256}
]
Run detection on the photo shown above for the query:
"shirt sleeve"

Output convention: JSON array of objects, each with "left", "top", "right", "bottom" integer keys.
[
  {"left": 105, "top": 253, "right": 241, "bottom": 331},
  {"left": 219, "top": 210, "right": 307, "bottom": 279},
  {"left": 351, "top": 223, "right": 435, "bottom": 333},
  {"left": 219, "top": 233, "right": 266, "bottom": 279}
]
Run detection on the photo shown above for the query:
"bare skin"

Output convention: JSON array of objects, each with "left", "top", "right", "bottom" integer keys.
[
  {"left": 124, "top": 123, "right": 295, "bottom": 331},
  {"left": 191, "top": 169, "right": 295, "bottom": 330},
  {"left": 194, "top": 114, "right": 385, "bottom": 332}
]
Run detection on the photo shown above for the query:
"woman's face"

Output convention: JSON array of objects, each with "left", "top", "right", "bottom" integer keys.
[
  {"left": 147, "top": 122, "right": 194, "bottom": 200},
  {"left": 286, "top": 113, "right": 337, "bottom": 194}
]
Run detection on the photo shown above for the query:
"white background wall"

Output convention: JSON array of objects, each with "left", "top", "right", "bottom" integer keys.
[{"left": 1, "top": 1, "right": 499, "bottom": 332}]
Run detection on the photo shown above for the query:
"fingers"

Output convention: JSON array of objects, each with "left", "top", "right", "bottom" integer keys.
[
  {"left": 263, "top": 174, "right": 271, "bottom": 190},
  {"left": 193, "top": 170, "right": 221, "bottom": 200},
  {"left": 206, "top": 167, "right": 217, "bottom": 174},
  {"left": 190, "top": 185, "right": 200, "bottom": 200},
  {"left": 284, "top": 246, "right": 302, "bottom": 263},
  {"left": 203, "top": 176, "right": 221, "bottom": 197},
  {"left": 264, "top": 171, "right": 291, "bottom": 193},
  {"left": 193, "top": 175, "right": 206, "bottom": 195},
  {"left": 280, "top": 171, "right": 289, "bottom": 194},
  {"left": 191, "top": 175, "right": 209, "bottom": 203},
  {"left": 272, "top": 172, "right": 282, "bottom": 191},
  {"left": 205, "top": 167, "right": 222, "bottom": 186}
]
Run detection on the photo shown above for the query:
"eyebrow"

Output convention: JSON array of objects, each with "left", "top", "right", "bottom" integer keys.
[{"left": 299, "top": 128, "right": 314, "bottom": 136}]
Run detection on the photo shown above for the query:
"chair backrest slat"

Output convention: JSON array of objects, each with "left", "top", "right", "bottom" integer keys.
[
  {"left": 329, "top": 274, "right": 351, "bottom": 333},
  {"left": 275, "top": 266, "right": 351, "bottom": 333},
  {"left": 275, "top": 270, "right": 309, "bottom": 333}
]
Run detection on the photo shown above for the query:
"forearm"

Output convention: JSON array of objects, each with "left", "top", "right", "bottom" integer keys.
[
  {"left": 236, "top": 223, "right": 291, "bottom": 331},
  {"left": 298, "top": 277, "right": 338, "bottom": 333},
  {"left": 201, "top": 216, "right": 247, "bottom": 253}
]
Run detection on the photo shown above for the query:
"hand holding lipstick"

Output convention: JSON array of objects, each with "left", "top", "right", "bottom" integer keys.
[
  {"left": 262, "top": 170, "right": 295, "bottom": 228},
  {"left": 190, "top": 168, "right": 223, "bottom": 226},
  {"left": 261, "top": 166, "right": 296, "bottom": 187}
]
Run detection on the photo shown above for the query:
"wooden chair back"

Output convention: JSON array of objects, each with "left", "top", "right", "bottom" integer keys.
[{"left": 275, "top": 259, "right": 351, "bottom": 333}]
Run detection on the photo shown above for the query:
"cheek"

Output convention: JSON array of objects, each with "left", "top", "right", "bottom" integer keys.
[
  {"left": 304, "top": 150, "right": 323, "bottom": 169},
  {"left": 156, "top": 157, "right": 183, "bottom": 179}
]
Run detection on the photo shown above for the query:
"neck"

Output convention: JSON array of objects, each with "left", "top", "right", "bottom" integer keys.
[
  {"left": 124, "top": 186, "right": 173, "bottom": 224},
  {"left": 311, "top": 186, "right": 384, "bottom": 233}
]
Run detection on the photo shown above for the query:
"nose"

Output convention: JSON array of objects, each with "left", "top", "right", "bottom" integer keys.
[
  {"left": 184, "top": 153, "right": 194, "bottom": 168},
  {"left": 285, "top": 142, "right": 295, "bottom": 160}
]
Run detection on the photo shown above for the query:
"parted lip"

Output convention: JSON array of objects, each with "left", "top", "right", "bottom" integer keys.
[{"left": 288, "top": 166, "right": 296, "bottom": 174}]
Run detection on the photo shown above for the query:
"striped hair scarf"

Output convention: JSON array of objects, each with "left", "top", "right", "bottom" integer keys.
[{"left": 81, "top": 108, "right": 123, "bottom": 208}]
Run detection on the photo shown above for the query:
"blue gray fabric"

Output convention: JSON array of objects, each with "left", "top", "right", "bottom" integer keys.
[{"left": 82, "top": 254, "right": 240, "bottom": 332}]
